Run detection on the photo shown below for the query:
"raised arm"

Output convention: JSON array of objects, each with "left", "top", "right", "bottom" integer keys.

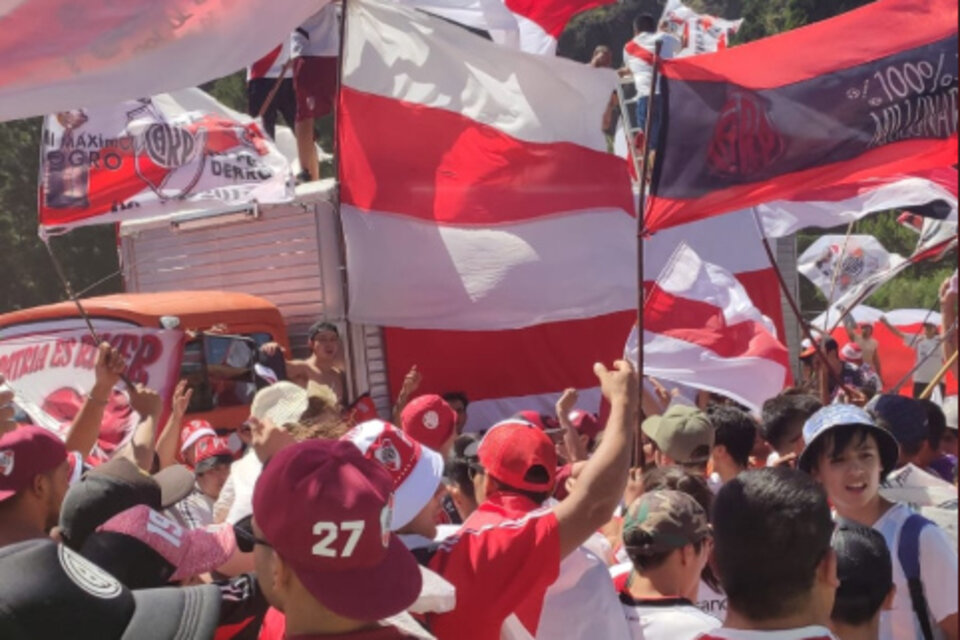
[
  {"left": 156, "top": 380, "right": 192, "bottom": 469},
  {"left": 879, "top": 315, "right": 906, "bottom": 340},
  {"left": 554, "top": 360, "right": 638, "bottom": 558},
  {"left": 64, "top": 343, "right": 125, "bottom": 456},
  {"left": 391, "top": 365, "right": 421, "bottom": 424},
  {"left": 124, "top": 385, "right": 164, "bottom": 471},
  {"left": 555, "top": 388, "right": 588, "bottom": 464}
]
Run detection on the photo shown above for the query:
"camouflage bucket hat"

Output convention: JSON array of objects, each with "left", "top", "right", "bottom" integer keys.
[{"left": 622, "top": 489, "right": 710, "bottom": 555}]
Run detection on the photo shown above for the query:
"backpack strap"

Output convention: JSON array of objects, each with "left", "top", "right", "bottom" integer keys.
[{"left": 897, "top": 513, "right": 936, "bottom": 640}]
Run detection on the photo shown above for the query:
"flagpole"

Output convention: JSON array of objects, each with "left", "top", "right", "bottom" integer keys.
[
  {"left": 633, "top": 39, "right": 662, "bottom": 469},
  {"left": 42, "top": 237, "right": 134, "bottom": 389},
  {"left": 920, "top": 349, "right": 958, "bottom": 400},
  {"left": 330, "top": 0, "right": 360, "bottom": 403},
  {"left": 750, "top": 208, "right": 851, "bottom": 401}
]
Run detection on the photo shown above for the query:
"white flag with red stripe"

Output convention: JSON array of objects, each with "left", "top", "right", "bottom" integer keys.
[
  {"left": 659, "top": 0, "right": 742, "bottom": 57},
  {"left": 339, "top": 0, "right": 633, "bottom": 331},
  {"left": 625, "top": 243, "right": 789, "bottom": 413}
]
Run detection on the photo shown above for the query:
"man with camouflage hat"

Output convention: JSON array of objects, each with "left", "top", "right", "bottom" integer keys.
[
  {"left": 617, "top": 489, "right": 718, "bottom": 640},
  {"left": 642, "top": 406, "right": 715, "bottom": 475}
]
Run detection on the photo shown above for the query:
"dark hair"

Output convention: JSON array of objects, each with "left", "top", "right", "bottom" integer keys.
[
  {"left": 308, "top": 321, "right": 339, "bottom": 340},
  {"left": 761, "top": 391, "right": 821, "bottom": 451},
  {"left": 831, "top": 526, "right": 893, "bottom": 626},
  {"left": 802, "top": 423, "right": 891, "bottom": 481},
  {"left": 442, "top": 391, "right": 469, "bottom": 409},
  {"left": 633, "top": 13, "right": 655, "bottom": 33},
  {"left": 823, "top": 338, "right": 839, "bottom": 354},
  {"left": 918, "top": 399, "right": 947, "bottom": 451},
  {"left": 709, "top": 406, "right": 758, "bottom": 468},
  {"left": 627, "top": 538, "right": 706, "bottom": 572},
  {"left": 445, "top": 435, "right": 479, "bottom": 502},
  {"left": 713, "top": 468, "right": 833, "bottom": 621},
  {"left": 641, "top": 467, "right": 720, "bottom": 592}
]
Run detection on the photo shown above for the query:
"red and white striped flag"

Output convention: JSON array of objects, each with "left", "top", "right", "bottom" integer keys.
[
  {"left": 626, "top": 243, "right": 789, "bottom": 413},
  {"left": 339, "top": 0, "right": 633, "bottom": 331}
]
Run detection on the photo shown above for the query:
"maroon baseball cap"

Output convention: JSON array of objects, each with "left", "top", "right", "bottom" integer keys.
[
  {"left": 0, "top": 426, "right": 67, "bottom": 503},
  {"left": 400, "top": 395, "right": 457, "bottom": 452},
  {"left": 568, "top": 410, "right": 602, "bottom": 442},
  {"left": 252, "top": 439, "right": 421, "bottom": 621},
  {"left": 478, "top": 420, "right": 558, "bottom": 492},
  {"left": 515, "top": 410, "right": 561, "bottom": 433}
]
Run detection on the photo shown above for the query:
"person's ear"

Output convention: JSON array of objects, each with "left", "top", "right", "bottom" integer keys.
[
  {"left": 818, "top": 548, "right": 840, "bottom": 589},
  {"left": 882, "top": 584, "right": 896, "bottom": 611},
  {"left": 32, "top": 473, "right": 49, "bottom": 499}
]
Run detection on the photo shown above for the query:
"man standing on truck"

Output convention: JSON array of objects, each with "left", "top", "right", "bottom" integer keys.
[{"left": 261, "top": 321, "right": 347, "bottom": 403}]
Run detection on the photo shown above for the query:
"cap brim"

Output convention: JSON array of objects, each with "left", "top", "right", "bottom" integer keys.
[
  {"left": 293, "top": 533, "right": 422, "bottom": 621},
  {"left": 152, "top": 465, "right": 196, "bottom": 508},
  {"left": 123, "top": 583, "right": 220, "bottom": 640},
  {"left": 640, "top": 415, "right": 661, "bottom": 440},
  {"left": 798, "top": 423, "right": 900, "bottom": 476}
]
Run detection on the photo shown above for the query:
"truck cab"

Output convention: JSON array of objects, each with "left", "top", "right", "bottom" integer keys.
[{"left": 0, "top": 290, "right": 289, "bottom": 429}]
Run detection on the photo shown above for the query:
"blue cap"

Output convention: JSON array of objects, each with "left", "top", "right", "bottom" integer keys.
[
  {"left": 798, "top": 404, "right": 899, "bottom": 475},
  {"left": 868, "top": 395, "right": 928, "bottom": 447}
]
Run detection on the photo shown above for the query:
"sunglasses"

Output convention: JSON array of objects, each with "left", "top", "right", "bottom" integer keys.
[
  {"left": 233, "top": 516, "right": 272, "bottom": 553},
  {"left": 466, "top": 462, "right": 485, "bottom": 483}
]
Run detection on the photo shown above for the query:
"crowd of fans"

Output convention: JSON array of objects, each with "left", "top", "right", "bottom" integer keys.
[{"left": 0, "top": 311, "right": 956, "bottom": 640}]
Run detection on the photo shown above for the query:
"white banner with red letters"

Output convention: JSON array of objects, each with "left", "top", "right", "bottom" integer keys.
[
  {"left": 0, "top": 329, "right": 183, "bottom": 463},
  {"left": 38, "top": 90, "right": 294, "bottom": 237}
]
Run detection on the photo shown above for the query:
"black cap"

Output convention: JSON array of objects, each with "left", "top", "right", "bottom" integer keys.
[
  {"left": 0, "top": 539, "right": 220, "bottom": 640},
  {"left": 59, "top": 458, "right": 194, "bottom": 549},
  {"left": 80, "top": 532, "right": 176, "bottom": 589}
]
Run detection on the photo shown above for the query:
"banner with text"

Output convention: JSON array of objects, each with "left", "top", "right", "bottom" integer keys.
[
  {"left": 0, "top": 329, "right": 183, "bottom": 463},
  {"left": 38, "top": 93, "right": 293, "bottom": 236}
]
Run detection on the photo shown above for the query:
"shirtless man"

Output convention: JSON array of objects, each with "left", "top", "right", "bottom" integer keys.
[
  {"left": 261, "top": 321, "right": 347, "bottom": 403},
  {"left": 842, "top": 315, "right": 882, "bottom": 381}
]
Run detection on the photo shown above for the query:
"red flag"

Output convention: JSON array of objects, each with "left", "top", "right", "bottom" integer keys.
[{"left": 646, "top": 0, "right": 958, "bottom": 233}]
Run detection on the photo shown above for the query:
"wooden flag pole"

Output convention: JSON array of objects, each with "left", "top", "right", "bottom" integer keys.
[{"left": 633, "top": 39, "right": 663, "bottom": 469}]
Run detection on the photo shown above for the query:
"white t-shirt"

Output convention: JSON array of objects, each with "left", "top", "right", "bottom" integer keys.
[
  {"left": 863, "top": 503, "right": 958, "bottom": 640},
  {"left": 611, "top": 562, "right": 726, "bottom": 623},
  {"left": 910, "top": 337, "right": 942, "bottom": 383},
  {"left": 619, "top": 595, "right": 719, "bottom": 640},
  {"left": 222, "top": 450, "right": 262, "bottom": 524},
  {"left": 291, "top": 3, "right": 341, "bottom": 58},
  {"left": 624, "top": 32, "right": 681, "bottom": 96}
]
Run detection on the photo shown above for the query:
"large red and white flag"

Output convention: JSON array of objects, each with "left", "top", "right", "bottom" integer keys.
[
  {"left": 0, "top": 0, "right": 324, "bottom": 122},
  {"left": 339, "top": 0, "right": 633, "bottom": 331},
  {"left": 646, "top": 0, "right": 958, "bottom": 233},
  {"left": 625, "top": 243, "right": 789, "bottom": 413},
  {"left": 38, "top": 89, "right": 293, "bottom": 236},
  {"left": 384, "top": 210, "right": 784, "bottom": 432}
]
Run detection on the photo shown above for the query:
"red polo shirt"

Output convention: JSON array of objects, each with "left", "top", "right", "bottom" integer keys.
[{"left": 427, "top": 493, "right": 561, "bottom": 640}]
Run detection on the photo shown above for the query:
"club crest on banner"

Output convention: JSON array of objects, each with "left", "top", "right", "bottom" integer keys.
[{"left": 708, "top": 92, "right": 784, "bottom": 178}]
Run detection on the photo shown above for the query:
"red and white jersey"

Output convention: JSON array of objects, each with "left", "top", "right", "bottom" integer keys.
[
  {"left": 622, "top": 32, "right": 680, "bottom": 95},
  {"left": 698, "top": 627, "right": 838, "bottom": 640},
  {"left": 427, "top": 494, "right": 561, "bottom": 640},
  {"left": 618, "top": 594, "right": 719, "bottom": 640},
  {"left": 246, "top": 41, "right": 292, "bottom": 81}
]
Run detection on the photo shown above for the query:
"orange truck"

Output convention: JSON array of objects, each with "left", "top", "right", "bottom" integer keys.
[{"left": 0, "top": 290, "right": 289, "bottom": 429}]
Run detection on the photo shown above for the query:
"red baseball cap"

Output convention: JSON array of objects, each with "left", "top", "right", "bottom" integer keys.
[
  {"left": 193, "top": 436, "right": 233, "bottom": 474},
  {"left": 0, "top": 426, "right": 67, "bottom": 503},
  {"left": 342, "top": 420, "right": 444, "bottom": 531},
  {"left": 478, "top": 420, "right": 558, "bottom": 492},
  {"left": 515, "top": 410, "right": 561, "bottom": 433},
  {"left": 252, "top": 439, "right": 422, "bottom": 622},
  {"left": 180, "top": 420, "right": 217, "bottom": 454},
  {"left": 568, "top": 410, "right": 602, "bottom": 442},
  {"left": 400, "top": 395, "right": 457, "bottom": 452}
]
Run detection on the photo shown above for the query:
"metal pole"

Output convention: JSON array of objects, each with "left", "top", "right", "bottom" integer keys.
[
  {"left": 823, "top": 219, "right": 856, "bottom": 330},
  {"left": 633, "top": 39, "right": 662, "bottom": 469}
]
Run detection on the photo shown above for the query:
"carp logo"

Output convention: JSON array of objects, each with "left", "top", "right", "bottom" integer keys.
[
  {"left": 128, "top": 100, "right": 208, "bottom": 202},
  {"left": 707, "top": 91, "right": 784, "bottom": 179},
  {"left": 422, "top": 410, "right": 440, "bottom": 430},
  {"left": 0, "top": 450, "right": 13, "bottom": 477}
]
